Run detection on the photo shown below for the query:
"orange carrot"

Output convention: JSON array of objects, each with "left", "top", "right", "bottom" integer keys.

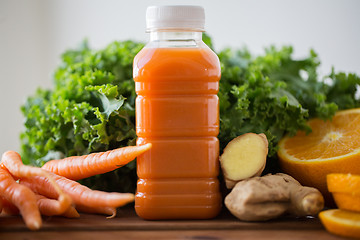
[
  {"left": 36, "top": 194, "right": 80, "bottom": 218},
  {"left": 0, "top": 196, "right": 19, "bottom": 215},
  {"left": 42, "top": 143, "right": 152, "bottom": 180},
  {"left": 1, "top": 151, "right": 73, "bottom": 215},
  {"left": 0, "top": 196, "right": 3, "bottom": 214},
  {"left": 0, "top": 166, "right": 41, "bottom": 230},
  {"left": 76, "top": 205, "right": 117, "bottom": 218},
  {"left": 20, "top": 170, "right": 135, "bottom": 209},
  {"left": 0, "top": 196, "right": 4, "bottom": 215}
]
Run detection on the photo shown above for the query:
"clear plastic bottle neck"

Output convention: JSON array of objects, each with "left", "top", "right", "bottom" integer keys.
[
  {"left": 148, "top": 30, "right": 203, "bottom": 48},
  {"left": 149, "top": 31, "right": 202, "bottom": 41}
]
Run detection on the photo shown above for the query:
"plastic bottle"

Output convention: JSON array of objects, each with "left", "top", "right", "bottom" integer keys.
[{"left": 133, "top": 5, "right": 221, "bottom": 220}]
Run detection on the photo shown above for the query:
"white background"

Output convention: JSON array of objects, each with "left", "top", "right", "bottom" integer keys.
[{"left": 0, "top": 0, "right": 359, "bottom": 156}]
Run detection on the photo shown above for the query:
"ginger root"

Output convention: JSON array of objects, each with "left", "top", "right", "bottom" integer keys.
[
  {"left": 220, "top": 133, "right": 268, "bottom": 189},
  {"left": 224, "top": 173, "right": 324, "bottom": 221}
]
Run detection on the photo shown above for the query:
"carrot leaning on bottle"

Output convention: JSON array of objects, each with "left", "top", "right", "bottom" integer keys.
[{"left": 0, "top": 143, "right": 152, "bottom": 230}]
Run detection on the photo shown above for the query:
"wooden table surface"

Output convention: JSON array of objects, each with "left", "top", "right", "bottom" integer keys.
[{"left": 0, "top": 208, "right": 344, "bottom": 240}]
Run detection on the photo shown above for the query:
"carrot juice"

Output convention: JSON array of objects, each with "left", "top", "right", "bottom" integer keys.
[{"left": 133, "top": 5, "right": 221, "bottom": 219}]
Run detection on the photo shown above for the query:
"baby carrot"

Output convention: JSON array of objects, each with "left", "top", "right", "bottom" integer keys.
[
  {"left": 1, "top": 151, "right": 73, "bottom": 215},
  {"left": 0, "top": 166, "right": 41, "bottom": 230},
  {"left": 36, "top": 194, "right": 80, "bottom": 218},
  {"left": 20, "top": 171, "right": 135, "bottom": 209},
  {"left": 42, "top": 143, "right": 152, "bottom": 180}
]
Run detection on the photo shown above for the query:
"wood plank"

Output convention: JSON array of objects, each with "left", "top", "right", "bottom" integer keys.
[
  {"left": 0, "top": 208, "right": 341, "bottom": 240},
  {"left": 0, "top": 229, "right": 343, "bottom": 240},
  {"left": 0, "top": 208, "right": 324, "bottom": 231}
]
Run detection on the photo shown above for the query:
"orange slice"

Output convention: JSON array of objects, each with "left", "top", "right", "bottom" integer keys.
[
  {"left": 327, "top": 173, "right": 360, "bottom": 212},
  {"left": 319, "top": 209, "right": 360, "bottom": 238},
  {"left": 278, "top": 109, "right": 360, "bottom": 204},
  {"left": 327, "top": 173, "right": 360, "bottom": 195},
  {"left": 332, "top": 192, "right": 360, "bottom": 212}
]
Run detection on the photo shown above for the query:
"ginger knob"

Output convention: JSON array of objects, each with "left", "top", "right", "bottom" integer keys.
[
  {"left": 225, "top": 173, "right": 324, "bottom": 221},
  {"left": 220, "top": 133, "right": 268, "bottom": 189}
]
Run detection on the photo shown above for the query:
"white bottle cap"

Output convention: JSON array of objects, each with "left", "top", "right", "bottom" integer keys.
[{"left": 146, "top": 5, "right": 205, "bottom": 32}]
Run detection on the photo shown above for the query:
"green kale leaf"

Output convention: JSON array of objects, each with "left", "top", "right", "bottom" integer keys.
[
  {"left": 21, "top": 35, "right": 360, "bottom": 191},
  {"left": 21, "top": 41, "right": 143, "bottom": 192}
]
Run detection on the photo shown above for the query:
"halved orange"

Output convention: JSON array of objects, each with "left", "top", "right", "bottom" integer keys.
[
  {"left": 278, "top": 108, "right": 360, "bottom": 204},
  {"left": 319, "top": 209, "right": 360, "bottom": 238}
]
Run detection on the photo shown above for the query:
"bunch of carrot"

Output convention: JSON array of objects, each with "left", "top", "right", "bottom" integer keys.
[{"left": 0, "top": 143, "right": 151, "bottom": 230}]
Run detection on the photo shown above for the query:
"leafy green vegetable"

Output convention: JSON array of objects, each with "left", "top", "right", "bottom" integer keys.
[
  {"left": 21, "top": 40, "right": 143, "bottom": 192},
  {"left": 21, "top": 35, "right": 360, "bottom": 191},
  {"left": 217, "top": 45, "right": 360, "bottom": 159}
]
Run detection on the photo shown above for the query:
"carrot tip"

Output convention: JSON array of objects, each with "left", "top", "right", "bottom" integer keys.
[
  {"left": 143, "top": 143, "right": 152, "bottom": 149},
  {"left": 125, "top": 193, "right": 135, "bottom": 202},
  {"left": 28, "top": 221, "right": 41, "bottom": 231},
  {"left": 106, "top": 210, "right": 117, "bottom": 219},
  {"left": 64, "top": 208, "right": 80, "bottom": 218}
]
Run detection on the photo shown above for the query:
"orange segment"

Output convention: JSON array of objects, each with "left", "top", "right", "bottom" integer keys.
[
  {"left": 319, "top": 209, "right": 360, "bottom": 239},
  {"left": 327, "top": 173, "right": 360, "bottom": 195},
  {"left": 327, "top": 173, "right": 360, "bottom": 212},
  {"left": 278, "top": 109, "right": 360, "bottom": 205},
  {"left": 332, "top": 192, "right": 360, "bottom": 212}
]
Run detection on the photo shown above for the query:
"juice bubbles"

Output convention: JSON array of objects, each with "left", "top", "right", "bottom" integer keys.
[{"left": 133, "top": 6, "right": 221, "bottom": 219}]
